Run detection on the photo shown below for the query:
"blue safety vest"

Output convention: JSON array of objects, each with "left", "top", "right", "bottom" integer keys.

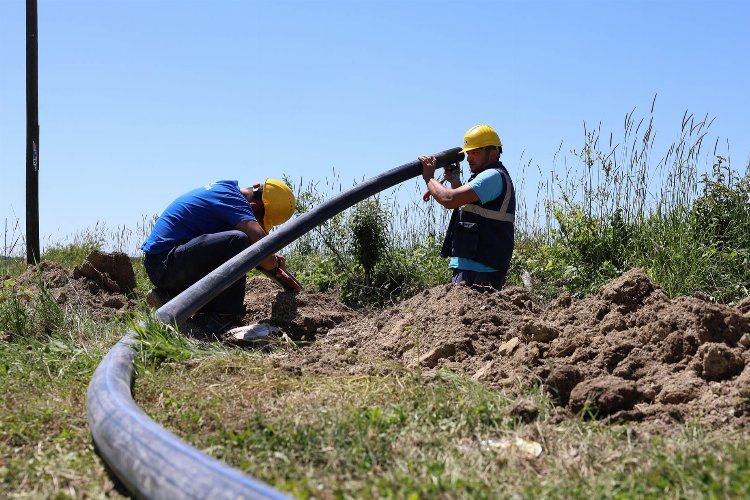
[{"left": 440, "top": 162, "right": 515, "bottom": 273}]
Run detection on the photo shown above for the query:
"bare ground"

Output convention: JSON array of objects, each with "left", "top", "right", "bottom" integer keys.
[
  {"left": 21, "top": 252, "right": 750, "bottom": 432},
  {"left": 267, "top": 269, "right": 750, "bottom": 431},
  {"left": 13, "top": 250, "right": 139, "bottom": 323}
]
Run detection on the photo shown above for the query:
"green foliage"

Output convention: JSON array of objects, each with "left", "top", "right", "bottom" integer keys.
[
  {"left": 340, "top": 238, "right": 449, "bottom": 309},
  {"left": 692, "top": 156, "right": 750, "bottom": 251},
  {"left": 348, "top": 200, "right": 389, "bottom": 280},
  {"left": 133, "top": 315, "right": 196, "bottom": 369},
  {"left": 1, "top": 289, "right": 125, "bottom": 498},
  {"left": 133, "top": 313, "right": 227, "bottom": 370},
  {"left": 0, "top": 279, "right": 32, "bottom": 338},
  {"left": 32, "top": 274, "right": 65, "bottom": 335},
  {"left": 285, "top": 175, "right": 452, "bottom": 309},
  {"left": 0, "top": 271, "right": 65, "bottom": 340},
  {"left": 286, "top": 253, "right": 346, "bottom": 293},
  {"left": 42, "top": 238, "right": 102, "bottom": 269},
  {"left": 528, "top": 205, "right": 631, "bottom": 297},
  {"left": 512, "top": 101, "right": 750, "bottom": 303},
  {"left": 0, "top": 257, "right": 26, "bottom": 278},
  {"left": 518, "top": 155, "right": 750, "bottom": 302},
  {"left": 130, "top": 256, "right": 154, "bottom": 296}
]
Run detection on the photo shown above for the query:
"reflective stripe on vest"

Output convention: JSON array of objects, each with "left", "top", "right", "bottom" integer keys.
[{"left": 459, "top": 170, "right": 515, "bottom": 223}]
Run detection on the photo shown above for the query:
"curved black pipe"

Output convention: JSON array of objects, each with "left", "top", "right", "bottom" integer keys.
[
  {"left": 87, "top": 331, "right": 289, "bottom": 499},
  {"left": 87, "top": 147, "right": 463, "bottom": 498},
  {"left": 157, "top": 147, "right": 463, "bottom": 326}
]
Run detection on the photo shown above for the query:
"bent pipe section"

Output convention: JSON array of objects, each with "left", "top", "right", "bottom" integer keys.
[
  {"left": 157, "top": 147, "right": 464, "bottom": 326},
  {"left": 86, "top": 147, "right": 463, "bottom": 499},
  {"left": 87, "top": 331, "right": 287, "bottom": 499}
]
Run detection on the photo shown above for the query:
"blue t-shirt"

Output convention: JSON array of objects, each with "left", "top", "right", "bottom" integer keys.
[
  {"left": 449, "top": 169, "right": 504, "bottom": 272},
  {"left": 141, "top": 180, "right": 257, "bottom": 254}
]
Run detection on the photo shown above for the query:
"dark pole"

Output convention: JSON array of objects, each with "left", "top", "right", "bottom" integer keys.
[{"left": 26, "top": 0, "right": 40, "bottom": 264}]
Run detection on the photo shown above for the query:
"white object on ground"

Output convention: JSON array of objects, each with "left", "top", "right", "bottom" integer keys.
[
  {"left": 226, "top": 323, "right": 279, "bottom": 343},
  {"left": 480, "top": 437, "right": 543, "bottom": 459}
]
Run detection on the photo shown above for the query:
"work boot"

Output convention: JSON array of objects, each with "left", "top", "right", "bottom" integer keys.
[
  {"left": 192, "top": 312, "right": 244, "bottom": 337},
  {"left": 146, "top": 287, "right": 175, "bottom": 308}
]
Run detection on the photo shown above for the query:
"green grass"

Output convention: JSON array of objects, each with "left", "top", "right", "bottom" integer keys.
[
  {"left": 0, "top": 244, "right": 145, "bottom": 498},
  {"left": 0, "top": 256, "right": 25, "bottom": 278},
  {"left": 135, "top": 350, "right": 750, "bottom": 499},
  {"left": 0, "top": 319, "right": 128, "bottom": 498},
  {"left": 9, "top": 305, "right": 745, "bottom": 499}
]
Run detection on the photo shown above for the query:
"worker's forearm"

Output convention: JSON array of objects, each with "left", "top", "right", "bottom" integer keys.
[{"left": 426, "top": 178, "right": 454, "bottom": 207}]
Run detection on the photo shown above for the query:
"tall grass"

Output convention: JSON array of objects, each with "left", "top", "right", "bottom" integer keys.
[
  {"left": 284, "top": 172, "right": 453, "bottom": 307},
  {"left": 4, "top": 101, "right": 749, "bottom": 304},
  {"left": 522, "top": 98, "right": 750, "bottom": 301},
  {"left": 2, "top": 215, "right": 158, "bottom": 266}
]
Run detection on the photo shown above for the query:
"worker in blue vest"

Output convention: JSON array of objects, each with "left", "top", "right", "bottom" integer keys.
[
  {"left": 141, "top": 178, "right": 295, "bottom": 334},
  {"left": 420, "top": 124, "right": 515, "bottom": 289}
]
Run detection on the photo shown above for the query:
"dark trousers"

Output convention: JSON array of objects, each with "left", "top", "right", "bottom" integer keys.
[
  {"left": 144, "top": 230, "right": 250, "bottom": 315},
  {"left": 451, "top": 268, "right": 507, "bottom": 290}
]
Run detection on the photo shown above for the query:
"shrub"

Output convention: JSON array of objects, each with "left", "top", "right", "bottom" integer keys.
[
  {"left": 692, "top": 156, "right": 750, "bottom": 252},
  {"left": 348, "top": 199, "right": 389, "bottom": 281}
]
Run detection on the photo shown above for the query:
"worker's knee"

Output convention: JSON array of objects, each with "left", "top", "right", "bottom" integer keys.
[{"left": 225, "top": 230, "right": 251, "bottom": 252}]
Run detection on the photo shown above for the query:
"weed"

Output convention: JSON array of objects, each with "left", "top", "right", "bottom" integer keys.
[
  {"left": 132, "top": 313, "right": 229, "bottom": 370},
  {"left": 0, "top": 278, "right": 32, "bottom": 338},
  {"left": 0, "top": 288, "right": 125, "bottom": 498}
]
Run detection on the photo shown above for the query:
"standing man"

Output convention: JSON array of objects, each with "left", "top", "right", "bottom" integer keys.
[
  {"left": 420, "top": 124, "right": 515, "bottom": 289},
  {"left": 141, "top": 178, "right": 295, "bottom": 333}
]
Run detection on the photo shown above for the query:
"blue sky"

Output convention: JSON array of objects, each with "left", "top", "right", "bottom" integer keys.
[{"left": 2, "top": 0, "right": 749, "bottom": 254}]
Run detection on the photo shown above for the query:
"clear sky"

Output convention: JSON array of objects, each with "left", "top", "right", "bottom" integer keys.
[{"left": 2, "top": 0, "right": 749, "bottom": 254}]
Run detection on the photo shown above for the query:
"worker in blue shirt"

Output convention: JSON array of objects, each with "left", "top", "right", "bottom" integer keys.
[
  {"left": 141, "top": 178, "right": 295, "bottom": 333},
  {"left": 420, "top": 124, "right": 515, "bottom": 289}
]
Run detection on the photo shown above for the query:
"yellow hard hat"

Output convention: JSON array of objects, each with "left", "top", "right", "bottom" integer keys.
[
  {"left": 461, "top": 124, "right": 502, "bottom": 152},
  {"left": 261, "top": 178, "right": 295, "bottom": 232}
]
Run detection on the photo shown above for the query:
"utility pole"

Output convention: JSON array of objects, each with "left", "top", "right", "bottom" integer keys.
[{"left": 26, "top": 0, "right": 40, "bottom": 264}]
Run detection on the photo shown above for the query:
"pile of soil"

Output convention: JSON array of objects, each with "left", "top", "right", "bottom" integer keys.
[
  {"left": 240, "top": 276, "right": 356, "bottom": 340},
  {"left": 271, "top": 269, "right": 750, "bottom": 430},
  {"left": 14, "top": 250, "right": 138, "bottom": 322}
]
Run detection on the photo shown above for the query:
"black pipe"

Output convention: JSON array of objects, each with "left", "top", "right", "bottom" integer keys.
[
  {"left": 87, "top": 331, "right": 291, "bottom": 499},
  {"left": 157, "top": 147, "right": 464, "bottom": 326},
  {"left": 87, "top": 147, "right": 463, "bottom": 498}
]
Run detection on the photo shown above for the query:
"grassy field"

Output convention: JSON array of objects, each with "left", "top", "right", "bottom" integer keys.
[
  {"left": 3, "top": 313, "right": 749, "bottom": 498},
  {"left": 0, "top": 307, "right": 128, "bottom": 497},
  {"left": 135, "top": 348, "right": 750, "bottom": 499},
  {"left": 2, "top": 302, "right": 749, "bottom": 499}
]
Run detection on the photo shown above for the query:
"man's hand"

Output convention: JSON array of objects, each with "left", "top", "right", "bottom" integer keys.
[
  {"left": 444, "top": 163, "right": 461, "bottom": 186},
  {"left": 273, "top": 253, "right": 286, "bottom": 270},
  {"left": 419, "top": 155, "right": 437, "bottom": 184}
]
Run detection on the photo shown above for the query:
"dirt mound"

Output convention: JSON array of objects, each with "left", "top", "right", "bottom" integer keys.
[
  {"left": 275, "top": 268, "right": 750, "bottom": 429},
  {"left": 16, "top": 251, "right": 138, "bottom": 322},
  {"left": 241, "top": 276, "right": 356, "bottom": 340}
]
